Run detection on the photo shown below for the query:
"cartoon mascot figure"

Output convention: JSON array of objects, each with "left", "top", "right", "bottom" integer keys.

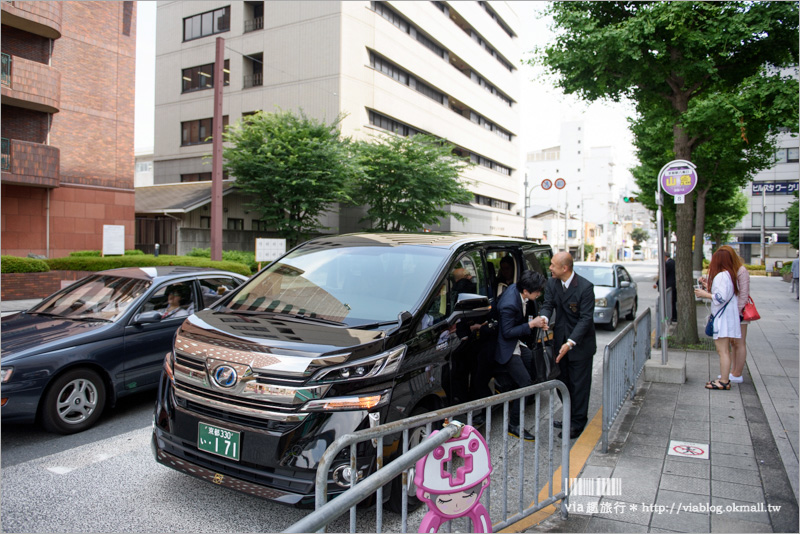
[{"left": 415, "top": 424, "right": 493, "bottom": 533}]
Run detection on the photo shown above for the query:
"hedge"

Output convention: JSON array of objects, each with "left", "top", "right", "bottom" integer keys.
[
  {"left": 69, "top": 250, "right": 145, "bottom": 257},
  {"left": 1, "top": 255, "right": 50, "bottom": 273},
  {"left": 187, "top": 247, "right": 258, "bottom": 273},
  {"left": 45, "top": 254, "right": 251, "bottom": 276}
]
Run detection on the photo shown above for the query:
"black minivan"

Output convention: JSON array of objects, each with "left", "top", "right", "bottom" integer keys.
[{"left": 152, "top": 233, "right": 552, "bottom": 507}]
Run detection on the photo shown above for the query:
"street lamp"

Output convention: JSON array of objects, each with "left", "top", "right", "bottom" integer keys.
[{"left": 523, "top": 175, "right": 555, "bottom": 240}]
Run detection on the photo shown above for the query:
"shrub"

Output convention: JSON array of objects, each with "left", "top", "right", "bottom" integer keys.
[
  {"left": 187, "top": 247, "right": 258, "bottom": 273},
  {"left": 45, "top": 254, "right": 251, "bottom": 276},
  {"left": 1, "top": 255, "right": 50, "bottom": 273},
  {"left": 69, "top": 250, "right": 146, "bottom": 257}
]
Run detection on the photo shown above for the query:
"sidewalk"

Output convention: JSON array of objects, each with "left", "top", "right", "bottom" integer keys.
[
  {"left": 536, "top": 276, "right": 799, "bottom": 533},
  {"left": 0, "top": 298, "right": 42, "bottom": 317}
]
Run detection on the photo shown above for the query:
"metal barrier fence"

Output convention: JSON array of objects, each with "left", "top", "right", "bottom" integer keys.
[
  {"left": 601, "top": 308, "right": 652, "bottom": 453},
  {"left": 285, "top": 380, "right": 572, "bottom": 534}
]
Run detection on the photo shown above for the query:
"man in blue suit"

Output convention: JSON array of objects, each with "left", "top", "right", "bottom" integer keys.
[{"left": 493, "top": 270, "right": 548, "bottom": 441}]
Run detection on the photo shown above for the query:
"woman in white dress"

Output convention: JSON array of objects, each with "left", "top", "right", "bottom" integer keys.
[{"left": 695, "top": 248, "right": 741, "bottom": 390}]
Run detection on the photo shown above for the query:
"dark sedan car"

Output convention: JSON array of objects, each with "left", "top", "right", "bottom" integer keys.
[{"left": 1, "top": 266, "right": 248, "bottom": 434}]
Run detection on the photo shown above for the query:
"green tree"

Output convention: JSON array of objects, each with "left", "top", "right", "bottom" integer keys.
[
  {"left": 222, "top": 110, "right": 355, "bottom": 247},
  {"left": 704, "top": 190, "right": 749, "bottom": 253},
  {"left": 786, "top": 192, "right": 799, "bottom": 250},
  {"left": 535, "top": 1, "right": 798, "bottom": 344},
  {"left": 350, "top": 133, "right": 474, "bottom": 231},
  {"left": 631, "top": 227, "right": 649, "bottom": 250}
]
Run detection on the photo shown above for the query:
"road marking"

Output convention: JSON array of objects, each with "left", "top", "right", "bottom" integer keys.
[
  {"left": 499, "top": 407, "right": 603, "bottom": 533},
  {"left": 36, "top": 427, "right": 151, "bottom": 475}
]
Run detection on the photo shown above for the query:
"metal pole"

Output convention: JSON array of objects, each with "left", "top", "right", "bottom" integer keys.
[
  {"left": 760, "top": 191, "right": 766, "bottom": 266},
  {"left": 523, "top": 173, "right": 528, "bottom": 240},
  {"left": 210, "top": 37, "right": 225, "bottom": 262},
  {"left": 564, "top": 191, "right": 568, "bottom": 254},
  {"left": 656, "top": 189, "right": 668, "bottom": 365}
]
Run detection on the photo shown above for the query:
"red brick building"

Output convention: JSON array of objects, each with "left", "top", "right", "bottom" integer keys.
[{"left": 1, "top": 1, "right": 136, "bottom": 258}]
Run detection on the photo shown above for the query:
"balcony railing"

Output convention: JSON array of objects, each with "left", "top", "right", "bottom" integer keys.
[
  {"left": 243, "top": 72, "right": 263, "bottom": 89},
  {"left": 1, "top": 53, "right": 11, "bottom": 86},
  {"left": 1, "top": 138, "right": 10, "bottom": 171},
  {"left": 244, "top": 16, "right": 263, "bottom": 33}
]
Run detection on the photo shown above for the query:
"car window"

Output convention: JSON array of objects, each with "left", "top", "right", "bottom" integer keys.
[
  {"left": 199, "top": 276, "right": 242, "bottom": 308},
  {"left": 418, "top": 250, "right": 487, "bottom": 332},
  {"left": 522, "top": 246, "right": 552, "bottom": 279},
  {"left": 29, "top": 275, "right": 150, "bottom": 322},
  {"left": 138, "top": 281, "right": 197, "bottom": 321},
  {"left": 618, "top": 268, "right": 632, "bottom": 283},
  {"left": 486, "top": 250, "right": 516, "bottom": 297},
  {"left": 574, "top": 265, "right": 615, "bottom": 287}
]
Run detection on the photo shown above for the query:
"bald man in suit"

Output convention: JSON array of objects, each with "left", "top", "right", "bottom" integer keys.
[{"left": 539, "top": 252, "right": 596, "bottom": 439}]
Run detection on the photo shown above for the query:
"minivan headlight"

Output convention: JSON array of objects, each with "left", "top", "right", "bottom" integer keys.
[
  {"left": 595, "top": 298, "right": 608, "bottom": 308},
  {"left": 302, "top": 390, "right": 392, "bottom": 412},
  {"left": 1, "top": 367, "right": 13, "bottom": 383},
  {"left": 309, "top": 345, "right": 406, "bottom": 385}
]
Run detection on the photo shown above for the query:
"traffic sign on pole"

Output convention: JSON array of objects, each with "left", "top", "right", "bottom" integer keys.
[
  {"left": 554, "top": 178, "right": 566, "bottom": 190},
  {"left": 541, "top": 179, "right": 553, "bottom": 190}
]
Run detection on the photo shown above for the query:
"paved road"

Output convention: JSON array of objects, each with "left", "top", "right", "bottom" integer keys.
[{"left": 0, "top": 261, "right": 659, "bottom": 533}]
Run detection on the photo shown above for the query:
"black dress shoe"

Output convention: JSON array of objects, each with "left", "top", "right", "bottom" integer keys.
[
  {"left": 508, "top": 425, "right": 535, "bottom": 442},
  {"left": 559, "top": 428, "right": 582, "bottom": 439},
  {"left": 553, "top": 420, "right": 563, "bottom": 429}
]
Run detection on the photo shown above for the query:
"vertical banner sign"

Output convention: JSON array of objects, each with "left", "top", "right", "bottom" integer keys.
[
  {"left": 659, "top": 160, "right": 698, "bottom": 204},
  {"left": 102, "top": 225, "right": 125, "bottom": 256}
]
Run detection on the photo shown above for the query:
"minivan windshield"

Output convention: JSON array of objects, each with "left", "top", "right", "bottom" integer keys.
[
  {"left": 226, "top": 245, "right": 450, "bottom": 325},
  {"left": 573, "top": 265, "right": 615, "bottom": 287}
]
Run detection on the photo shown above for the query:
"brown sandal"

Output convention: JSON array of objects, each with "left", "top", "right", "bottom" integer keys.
[{"left": 705, "top": 379, "right": 731, "bottom": 390}]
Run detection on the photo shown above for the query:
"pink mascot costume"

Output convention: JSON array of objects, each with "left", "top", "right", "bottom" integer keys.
[{"left": 414, "top": 424, "right": 493, "bottom": 533}]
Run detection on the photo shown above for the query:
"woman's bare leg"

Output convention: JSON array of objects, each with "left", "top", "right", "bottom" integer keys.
[{"left": 731, "top": 324, "right": 747, "bottom": 379}]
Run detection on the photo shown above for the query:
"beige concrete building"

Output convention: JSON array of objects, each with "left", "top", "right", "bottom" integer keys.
[{"left": 144, "top": 1, "right": 524, "bottom": 251}]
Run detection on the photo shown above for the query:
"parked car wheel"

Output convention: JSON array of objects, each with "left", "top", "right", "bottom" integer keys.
[
  {"left": 386, "top": 406, "right": 429, "bottom": 514},
  {"left": 41, "top": 368, "right": 107, "bottom": 434},
  {"left": 626, "top": 298, "right": 638, "bottom": 320},
  {"left": 604, "top": 306, "right": 619, "bottom": 331}
]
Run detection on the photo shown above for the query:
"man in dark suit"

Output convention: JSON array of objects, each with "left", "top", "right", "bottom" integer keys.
[
  {"left": 538, "top": 252, "right": 596, "bottom": 439},
  {"left": 493, "top": 270, "right": 548, "bottom": 441},
  {"left": 653, "top": 252, "right": 677, "bottom": 322}
]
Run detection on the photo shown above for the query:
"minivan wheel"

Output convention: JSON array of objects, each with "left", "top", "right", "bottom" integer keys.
[
  {"left": 386, "top": 407, "right": 429, "bottom": 513},
  {"left": 41, "top": 369, "right": 106, "bottom": 434},
  {"left": 604, "top": 307, "right": 619, "bottom": 331}
]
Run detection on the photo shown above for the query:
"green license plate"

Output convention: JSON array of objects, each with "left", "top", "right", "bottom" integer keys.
[{"left": 198, "top": 423, "right": 240, "bottom": 461}]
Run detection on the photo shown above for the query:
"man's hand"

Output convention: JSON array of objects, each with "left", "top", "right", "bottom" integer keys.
[
  {"left": 528, "top": 316, "right": 547, "bottom": 329},
  {"left": 556, "top": 342, "right": 571, "bottom": 363}
]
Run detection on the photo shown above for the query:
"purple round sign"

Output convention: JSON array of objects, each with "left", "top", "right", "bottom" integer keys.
[{"left": 659, "top": 161, "right": 697, "bottom": 196}]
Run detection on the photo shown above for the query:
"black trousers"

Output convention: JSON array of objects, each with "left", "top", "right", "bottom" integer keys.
[
  {"left": 556, "top": 353, "right": 593, "bottom": 431},
  {"left": 492, "top": 345, "right": 534, "bottom": 427}
]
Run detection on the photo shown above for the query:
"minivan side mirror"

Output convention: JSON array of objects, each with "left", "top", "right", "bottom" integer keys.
[
  {"left": 450, "top": 293, "right": 491, "bottom": 322},
  {"left": 134, "top": 311, "right": 163, "bottom": 324}
]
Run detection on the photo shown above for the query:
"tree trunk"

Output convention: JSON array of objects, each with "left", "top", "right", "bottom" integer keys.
[
  {"left": 672, "top": 122, "right": 700, "bottom": 345},
  {"left": 693, "top": 187, "right": 708, "bottom": 272}
]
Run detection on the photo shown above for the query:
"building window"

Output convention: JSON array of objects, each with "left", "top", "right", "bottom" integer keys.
[
  {"left": 455, "top": 148, "right": 512, "bottom": 176},
  {"left": 787, "top": 147, "right": 799, "bottom": 163},
  {"left": 181, "top": 116, "right": 229, "bottom": 146},
  {"left": 469, "top": 70, "right": 513, "bottom": 107},
  {"left": 184, "top": 6, "right": 230, "bottom": 42},
  {"left": 368, "top": 110, "right": 424, "bottom": 137},
  {"left": 136, "top": 161, "right": 153, "bottom": 173},
  {"left": 474, "top": 194, "right": 511, "bottom": 211},
  {"left": 181, "top": 171, "right": 229, "bottom": 182},
  {"left": 182, "top": 59, "right": 230, "bottom": 93},
  {"left": 227, "top": 218, "right": 244, "bottom": 230},
  {"left": 252, "top": 220, "right": 268, "bottom": 231},
  {"left": 568, "top": 230, "right": 577, "bottom": 238},
  {"left": 478, "top": 1, "right": 515, "bottom": 38},
  {"left": 369, "top": 52, "right": 445, "bottom": 105},
  {"left": 200, "top": 216, "right": 211, "bottom": 229}
]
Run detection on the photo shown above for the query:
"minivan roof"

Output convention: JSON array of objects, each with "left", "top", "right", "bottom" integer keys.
[{"left": 303, "top": 232, "right": 537, "bottom": 250}]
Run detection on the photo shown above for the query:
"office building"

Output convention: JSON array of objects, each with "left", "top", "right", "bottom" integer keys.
[
  {"left": 1, "top": 1, "right": 136, "bottom": 257},
  {"left": 145, "top": 1, "right": 523, "bottom": 252}
]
